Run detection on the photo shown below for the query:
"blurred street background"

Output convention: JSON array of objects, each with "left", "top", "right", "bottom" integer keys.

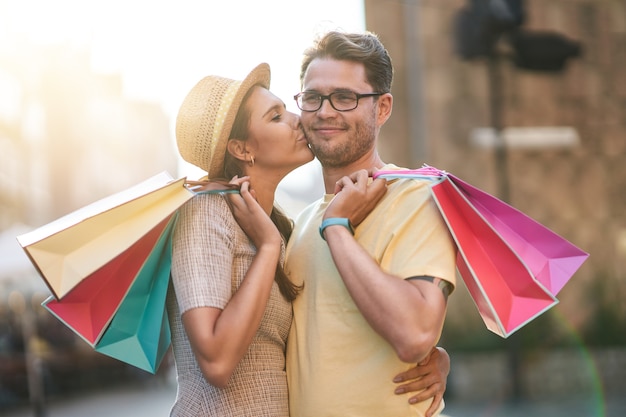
[
  {"left": 1, "top": 365, "right": 625, "bottom": 417},
  {"left": 2, "top": 0, "right": 626, "bottom": 416}
]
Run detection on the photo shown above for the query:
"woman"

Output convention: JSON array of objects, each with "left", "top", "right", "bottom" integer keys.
[{"left": 167, "top": 63, "right": 449, "bottom": 416}]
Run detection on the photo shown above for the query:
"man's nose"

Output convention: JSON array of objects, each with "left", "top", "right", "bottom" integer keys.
[{"left": 316, "top": 97, "right": 337, "bottom": 116}]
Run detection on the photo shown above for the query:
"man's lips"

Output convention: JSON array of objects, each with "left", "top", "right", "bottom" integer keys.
[{"left": 311, "top": 125, "right": 346, "bottom": 134}]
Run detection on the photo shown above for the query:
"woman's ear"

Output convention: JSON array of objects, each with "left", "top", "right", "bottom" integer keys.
[{"left": 226, "top": 139, "right": 248, "bottom": 163}]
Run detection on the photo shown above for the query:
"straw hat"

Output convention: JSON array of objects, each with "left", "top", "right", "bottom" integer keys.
[{"left": 176, "top": 63, "right": 271, "bottom": 178}]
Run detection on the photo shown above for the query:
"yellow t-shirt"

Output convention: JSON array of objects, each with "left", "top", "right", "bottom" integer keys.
[{"left": 285, "top": 167, "right": 457, "bottom": 417}]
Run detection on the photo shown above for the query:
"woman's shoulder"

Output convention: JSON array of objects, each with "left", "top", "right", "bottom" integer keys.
[
  {"left": 186, "top": 190, "right": 230, "bottom": 208},
  {"left": 179, "top": 192, "right": 235, "bottom": 225}
]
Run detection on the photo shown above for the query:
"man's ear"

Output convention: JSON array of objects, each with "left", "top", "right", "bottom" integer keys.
[
  {"left": 376, "top": 93, "right": 393, "bottom": 126},
  {"left": 226, "top": 139, "right": 248, "bottom": 163}
]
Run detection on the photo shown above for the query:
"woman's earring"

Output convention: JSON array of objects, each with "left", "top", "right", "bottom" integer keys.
[{"left": 248, "top": 155, "right": 255, "bottom": 167}]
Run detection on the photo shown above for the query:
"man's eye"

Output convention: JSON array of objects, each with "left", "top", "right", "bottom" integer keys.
[
  {"left": 334, "top": 93, "right": 355, "bottom": 102},
  {"left": 303, "top": 94, "right": 320, "bottom": 103}
]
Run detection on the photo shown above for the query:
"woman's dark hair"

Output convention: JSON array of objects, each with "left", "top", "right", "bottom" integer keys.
[{"left": 223, "top": 85, "right": 302, "bottom": 302}]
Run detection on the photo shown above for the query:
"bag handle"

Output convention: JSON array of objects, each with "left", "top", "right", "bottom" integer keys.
[
  {"left": 185, "top": 179, "right": 240, "bottom": 194},
  {"left": 373, "top": 164, "right": 446, "bottom": 181}
]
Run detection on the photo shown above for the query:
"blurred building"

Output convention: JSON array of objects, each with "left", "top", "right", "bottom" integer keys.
[
  {"left": 365, "top": 0, "right": 626, "bottom": 403},
  {"left": 366, "top": 0, "right": 625, "bottom": 325}
]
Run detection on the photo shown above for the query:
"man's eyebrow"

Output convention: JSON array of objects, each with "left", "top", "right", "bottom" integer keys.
[{"left": 302, "top": 88, "right": 354, "bottom": 94}]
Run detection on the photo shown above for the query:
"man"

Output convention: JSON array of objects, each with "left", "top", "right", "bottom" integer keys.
[{"left": 285, "top": 31, "right": 457, "bottom": 417}]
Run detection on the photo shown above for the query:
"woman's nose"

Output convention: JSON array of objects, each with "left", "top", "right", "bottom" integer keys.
[{"left": 290, "top": 112, "right": 301, "bottom": 129}]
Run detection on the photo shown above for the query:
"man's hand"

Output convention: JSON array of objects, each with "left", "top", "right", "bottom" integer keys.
[
  {"left": 324, "top": 169, "right": 387, "bottom": 227},
  {"left": 393, "top": 347, "right": 450, "bottom": 417}
]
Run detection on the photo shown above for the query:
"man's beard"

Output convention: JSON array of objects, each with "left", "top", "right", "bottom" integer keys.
[{"left": 305, "top": 113, "right": 378, "bottom": 168}]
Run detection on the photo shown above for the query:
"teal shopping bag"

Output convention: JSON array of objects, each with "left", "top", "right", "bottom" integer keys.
[{"left": 94, "top": 213, "right": 177, "bottom": 374}]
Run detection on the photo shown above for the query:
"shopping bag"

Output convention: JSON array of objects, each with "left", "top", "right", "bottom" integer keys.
[
  {"left": 17, "top": 172, "right": 195, "bottom": 299},
  {"left": 444, "top": 174, "right": 588, "bottom": 295},
  {"left": 41, "top": 214, "right": 174, "bottom": 346},
  {"left": 374, "top": 166, "right": 589, "bottom": 337},
  {"left": 95, "top": 212, "right": 176, "bottom": 374}
]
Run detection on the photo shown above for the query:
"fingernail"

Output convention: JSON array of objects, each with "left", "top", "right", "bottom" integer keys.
[
  {"left": 409, "top": 398, "right": 417, "bottom": 404},
  {"left": 394, "top": 387, "right": 405, "bottom": 394},
  {"left": 393, "top": 376, "right": 402, "bottom": 383}
]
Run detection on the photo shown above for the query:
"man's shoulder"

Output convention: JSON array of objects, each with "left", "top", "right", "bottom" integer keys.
[
  {"left": 385, "top": 176, "right": 433, "bottom": 197},
  {"left": 377, "top": 163, "right": 435, "bottom": 191}
]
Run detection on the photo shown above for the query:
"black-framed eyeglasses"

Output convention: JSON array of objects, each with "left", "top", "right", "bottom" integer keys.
[{"left": 293, "top": 91, "right": 385, "bottom": 112}]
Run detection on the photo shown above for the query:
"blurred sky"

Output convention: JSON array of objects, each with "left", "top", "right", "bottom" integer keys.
[
  {"left": 0, "top": 0, "right": 366, "bottom": 214},
  {"left": 1, "top": 0, "right": 365, "bottom": 112}
]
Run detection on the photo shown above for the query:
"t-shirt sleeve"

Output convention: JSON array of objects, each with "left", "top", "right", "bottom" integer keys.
[
  {"left": 171, "top": 193, "right": 235, "bottom": 314},
  {"left": 380, "top": 180, "right": 457, "bottom": 289}
]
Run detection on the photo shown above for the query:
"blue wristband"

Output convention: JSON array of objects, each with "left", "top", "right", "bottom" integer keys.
[{"left": 319, "top": 218, "right": 354, "bottom": 240}]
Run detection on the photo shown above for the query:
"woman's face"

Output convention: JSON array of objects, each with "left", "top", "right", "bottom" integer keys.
[{"left": 243, "top": 86, "right": 314, "bottom": 175}]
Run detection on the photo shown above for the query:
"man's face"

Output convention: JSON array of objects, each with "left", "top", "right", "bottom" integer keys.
[{"left": 299, "top": 58, "right": 380, "bottom": 168}]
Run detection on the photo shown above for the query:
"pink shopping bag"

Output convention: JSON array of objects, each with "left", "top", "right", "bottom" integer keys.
[{"left": 374, "top": 166, "right": 589, "bottom": 337}]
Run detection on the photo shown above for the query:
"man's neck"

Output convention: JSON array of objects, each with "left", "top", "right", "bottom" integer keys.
[{"left": 321, "top": 154, "right": 386, "bottom": 194}]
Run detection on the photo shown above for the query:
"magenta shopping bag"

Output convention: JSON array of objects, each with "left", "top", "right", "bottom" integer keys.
[
  {"left": 447, "top": 174, "right": 588, "bottom": 295},
  {"left": 374, "top": 165, "right": 589, "bottom": 337}
]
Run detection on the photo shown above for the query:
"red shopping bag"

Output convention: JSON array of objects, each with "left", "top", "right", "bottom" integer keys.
[
  {"left": 374, "top": 166, "right": 589, "bottom": 337},
  {"left": 42, "top": 215, "right": 174, "bottom": 346}
]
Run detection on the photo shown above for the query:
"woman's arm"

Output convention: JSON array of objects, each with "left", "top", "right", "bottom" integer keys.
[{"left": 181, "top": 181, "right": 282, "bottom": 387}]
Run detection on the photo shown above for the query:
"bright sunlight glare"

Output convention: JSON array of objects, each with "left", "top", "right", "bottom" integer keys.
[{"left": 1, "top": 0, "right": 366, "bottom": 216}]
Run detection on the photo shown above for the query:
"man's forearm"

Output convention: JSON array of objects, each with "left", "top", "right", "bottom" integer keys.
[{"left": 322, "top": 225, "right": 447, "bottom": 363}]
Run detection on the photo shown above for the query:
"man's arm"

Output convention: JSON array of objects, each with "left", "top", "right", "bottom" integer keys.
[
  {"left": 322, "top": 223, "right": 448, "bottom": 363},
  {"left": 322, "top": 170, "right": 449, "bottom": 363}
]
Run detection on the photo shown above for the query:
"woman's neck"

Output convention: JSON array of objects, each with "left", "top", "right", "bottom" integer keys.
[{"left": 246, "top": 174, "right": 279, "bottom": 216}]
